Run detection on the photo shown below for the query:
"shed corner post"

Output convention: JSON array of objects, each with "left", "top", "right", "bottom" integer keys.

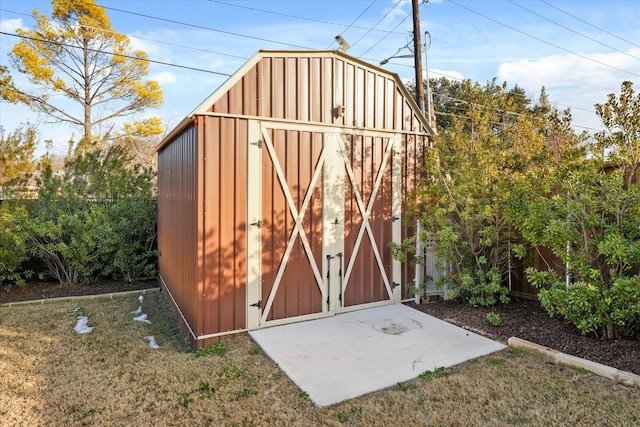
[{"left": 246, "top": 120, "right": 262, "bottom": 329}]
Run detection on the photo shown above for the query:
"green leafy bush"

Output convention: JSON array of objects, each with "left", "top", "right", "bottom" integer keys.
[
  {"left": 486, "top": 312, "right": 503, "bottom": 327},
  {"left": 439, "top": 268, "right": 509, "bottom": 307},
  {"left": 0, "top": 202, "right": 32, "bottom": 288},
  {"left": 529, "top": 269, "right": 640, "bottom": 339},
  {"left": 24, "top": 144, "right": 158, "bottom": 285}
]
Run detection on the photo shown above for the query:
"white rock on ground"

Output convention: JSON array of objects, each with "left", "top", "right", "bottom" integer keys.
[
  {"left": 74, "top": 316, "right": 94, "bottom": 334},
  {"left": 145, "top": 335, "right": 160, "bottom": 349},
  {"left": 133, "top": 313, "right": 152, "bottom": 324}
]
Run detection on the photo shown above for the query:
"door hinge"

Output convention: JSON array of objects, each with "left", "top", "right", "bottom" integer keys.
[
  {"left": 250, "top": 220, "right": 262, "bottom": 228},
  {"left": 250, "top": 140, "right": 263, "bottom": 148},
  {"left": 250, "top": 300, "right": 262, "bottom": 308},
  {"left": 392, "top": 282, "right": 401, "bottom": 289},
  {"left": 392, "top": 215, "right": 400, "bottom": 222}
]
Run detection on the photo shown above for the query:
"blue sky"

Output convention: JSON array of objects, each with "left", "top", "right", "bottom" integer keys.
[{"left": 1, "top": 0, "right": 639, "bottom": 155}]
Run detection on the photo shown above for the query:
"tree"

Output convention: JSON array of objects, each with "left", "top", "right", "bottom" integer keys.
[
  {"left": 408, "top": 79, "right": 550, "bottom": 306},
  {"left": 510, "top": 82, "right": 640, "bottom": 339},
  {"left": 594, "top": 80, "right": 639, "bottom": 188},
  {"left": 0, "top": 123, "right": 38, "bottom": 198},
  {"left": 0, "top": 0, "right": 163, "bottom": 152}
]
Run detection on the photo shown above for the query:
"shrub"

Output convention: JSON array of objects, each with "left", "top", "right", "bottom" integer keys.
[
  {"left": 25, "top": 200, "right": 114, "bottom": 284},
  {"left": 25, "top": 144, "right": 158, "bottom": 285},
  {"left": 108, "top": 196, "right": 158, "bottom": 283},
  {"left": 486, "top": 312, "right": 503, "bottom": 327},
  {"left": 529, "top": 269, "right": 640, "bottom": 339},
  {"left": 0, "top": 202, "right": 32, "bottom": 288},
  {"left": 439, "top": 268, "right": 509, "bottom": 307}
]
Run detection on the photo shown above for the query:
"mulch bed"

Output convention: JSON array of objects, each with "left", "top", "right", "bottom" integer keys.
[
  {"left": 2, "top": 280, "right": 638, "bottom": 375},
  {"left": 0, "top": 279, "right": 159, "bottom": 304},
  {"left": 407, "top": 297, "right": 640, "bottom": 376}
]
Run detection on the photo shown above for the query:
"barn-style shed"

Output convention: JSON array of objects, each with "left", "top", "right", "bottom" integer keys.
[{"left": 156, "top": 50, "right": 434, "bottom": 349}]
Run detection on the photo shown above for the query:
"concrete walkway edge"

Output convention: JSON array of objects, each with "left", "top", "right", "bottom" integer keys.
[
  {"left": 0, "top": 287, "right": 161, "bottom": 307},
  {"left": 508, "top": 336, "right": 640, "bottom": 388}
]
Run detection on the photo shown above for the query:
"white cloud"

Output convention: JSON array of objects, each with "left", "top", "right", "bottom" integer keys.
[
  {"left": 497, "top": 48, "right": 639, "bottom": 130},
  {"left": 151, "top": 71, "right": 176, "bottom": 84},
  {"left": 0, "top": 18, "right": 23, "bottom": 32}
]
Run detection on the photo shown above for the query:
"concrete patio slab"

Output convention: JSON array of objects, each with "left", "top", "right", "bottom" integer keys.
[{"left": 249, "top": 303, "right": 506, "bottom": 406}]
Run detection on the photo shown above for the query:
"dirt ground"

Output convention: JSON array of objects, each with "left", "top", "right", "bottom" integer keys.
[{"left": 1, "top": 287, "right": 639, "bottom": 426}]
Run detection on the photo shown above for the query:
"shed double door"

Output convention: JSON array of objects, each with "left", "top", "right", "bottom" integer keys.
[{"left": 247, "top": 121, "right": 402, "bottom": 329}]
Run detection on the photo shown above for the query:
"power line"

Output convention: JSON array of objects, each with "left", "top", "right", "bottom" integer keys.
[
  {"left": 350, "top": 0, "right": 405, "bottom": 49},
  {"left": 342, "top": 0, "right": 378, "bottom": 37},
  {"left": 434, "top": 110, "right": 601, "bottom": 132},
  {"left": 0, "top": 2, "right": 611, "bottom": 133},
  {"left": 0, "top": 31, "right": 233, "bottom": 77},
  {"left": 359, "top": 13, "right": 410, "bottom": 56},
  {"left": 506, "top": 0, "right": 640, "bottom": 61},
  {"left": 328, "top": 0, "right": 377, "bottom": 49},
  {"left": 447, "top": 0, "right": 639, "bottom": 78},
  {"left": 0, "top": 7, "right": 249, "bottom": 61},
  {"left": 358, "top": 0, "right": 433, "bottom": 58},
  {"left": 540, "top": 0, "right": 640, "bottom": 49},
  {"left": 95, "top": 3, "right": 313, "bottom": 50},
  {"left": 211, "top": 0, "right": 389, "bottom": 40}
]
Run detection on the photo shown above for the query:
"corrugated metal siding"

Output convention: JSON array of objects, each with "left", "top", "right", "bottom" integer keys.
[
  {"left": 209, "top": 54, "right": 426, "bottom": 134},
  {"left": 157, "top": 124, "right": 200, "bottom": 335},
  {"left": 343, "top": 135, "right": 393, "bottom": 306},
  {"left": 158, "top": 51, "right": 430, "bottom": 344},
  {"left": 261, "top": 129, "right": 325, "bottom": 321},
  {"left": 201, "top": 116, "right": 248, "bottom": 334}
]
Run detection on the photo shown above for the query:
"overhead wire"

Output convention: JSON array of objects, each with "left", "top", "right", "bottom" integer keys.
[
  {"left": 506, "top": 0, "right": 640, "bottom": 61},
  {"left": 446, "top": 0, "right": 639, "bottom": 78},
  {"left": 0, "top": 1, "right": 622, "bottom": 132},
  {"left": 210, "top": 0, "right": 395, "bottom": 37},
  {"left": 359, "top": 13, "right": 410, "bottom": 56},
  {"left": 340, "top": 0, "right": 377, "bottom": 37},
  {"left": 0, "top": 31, "right": 233, "bottom": 77},
  {"left": 358, "top": 0, "right": 433, "bottom": 58},
  {"left": 540, "top": 0, "right": 640, "bottom": 49},
  {"left": 349, "top": 0, "right": 405, "bottom": 49},
  {"left": 95, "top": 3, "right": 313, "bottom": 50},
  {"left": 327, "top": 0, "right": 377, "bottom": 49}
]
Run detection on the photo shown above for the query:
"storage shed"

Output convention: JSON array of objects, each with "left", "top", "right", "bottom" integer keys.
[{"left": 156, "top": 50, "right": 434, "bottom": 349}]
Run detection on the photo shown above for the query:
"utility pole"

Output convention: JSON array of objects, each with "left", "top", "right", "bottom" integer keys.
[
  {"left": 412, "top": 0, "right": 425, "bottom": 113},
  {"left": 412, "top": 0, "right": 425, "bottom": 304}
]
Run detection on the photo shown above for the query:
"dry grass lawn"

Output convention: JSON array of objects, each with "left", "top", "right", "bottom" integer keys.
[{"left": 1, "top": 292, "right": 638, "bottom": 427}]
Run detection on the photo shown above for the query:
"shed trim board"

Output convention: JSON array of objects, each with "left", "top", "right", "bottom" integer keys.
[
  {"left": 157, "top": 50, "right": 432, "bottom": 349},
  {"left": 195, "top": 112, "right": 432, "bottom": 137}
]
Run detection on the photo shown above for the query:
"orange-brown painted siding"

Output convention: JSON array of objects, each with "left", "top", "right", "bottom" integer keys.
[
  {"left": 158, "top": 124, "right": 201, "bottom": 337},
  {"left": 261, "top": 129, "right": 325, "bottom": 321},
  {"left": 200, "top": 116, "right": 248, "bottom": 334},
  {"left": 158, "top": 51, "right": 431, "bottom": 346},
  {"left": 343, "top": 135, "right": 393, "bottom": 306},
  {"left": 208, "top": 54, "right": 425, "bottom": 133}
]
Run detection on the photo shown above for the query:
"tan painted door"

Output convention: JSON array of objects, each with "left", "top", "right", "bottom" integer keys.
[{"left": 246, "top": 121, "right": 402, "bottom": 329}]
